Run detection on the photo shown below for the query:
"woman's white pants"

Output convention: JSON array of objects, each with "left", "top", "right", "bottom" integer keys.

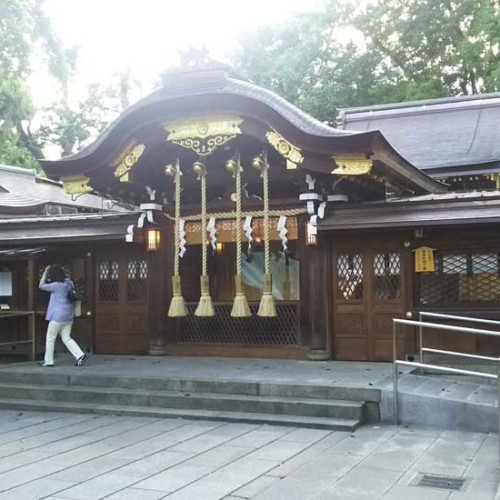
[{"left": 44, "top": 321, "right": 84, "bottom": 365}]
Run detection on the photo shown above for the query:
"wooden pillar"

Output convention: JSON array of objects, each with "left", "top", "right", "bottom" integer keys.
[
  {"left": 306, "top": 231, "right": 331, "bottom": 361},
  {"left": 27, "top": 257, "right": 36, "bottom": 360},
  {"left": 148, "top": 215, "right": 170, "bottom": 355}
]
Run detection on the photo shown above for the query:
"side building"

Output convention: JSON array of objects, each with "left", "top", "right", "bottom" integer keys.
[{"left": 0, "top": 165, "right": 145, "bottom": 358}]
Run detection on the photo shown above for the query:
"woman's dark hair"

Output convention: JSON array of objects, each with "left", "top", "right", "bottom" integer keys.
[{"left": 48, "top": 264, "right": 66, "bottom": 283}]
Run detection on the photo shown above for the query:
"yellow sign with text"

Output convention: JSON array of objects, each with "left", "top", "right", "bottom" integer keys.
[{"left": 414, "top": 246, "right": 435, "bottom": 273}]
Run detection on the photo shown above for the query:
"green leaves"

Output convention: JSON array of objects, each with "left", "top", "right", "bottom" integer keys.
[{"left": 234, "top": 0, "right": 500, "bottom": 121}]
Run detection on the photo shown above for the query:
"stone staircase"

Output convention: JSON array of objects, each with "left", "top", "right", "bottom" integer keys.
[{"left": 0, "top": 370, "right": 381, "bottom": 431}]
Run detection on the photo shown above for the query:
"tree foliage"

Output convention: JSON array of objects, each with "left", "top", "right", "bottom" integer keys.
[
  {"left": 0, "top": 0, "right": 138, "bottom": 168},
  {"left": 38, "top": 73, "right": 141, "bottom": 157},
  {"left": 235, "top": 0, "right": 500, "bottom": 123},
  {"left": 0, "top": 0, "right": 73, "bottom": 167}
]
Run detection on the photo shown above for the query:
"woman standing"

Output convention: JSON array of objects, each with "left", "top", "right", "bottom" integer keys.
[{"left": 39, "top": 264, "right": 87, "bottom": 367}]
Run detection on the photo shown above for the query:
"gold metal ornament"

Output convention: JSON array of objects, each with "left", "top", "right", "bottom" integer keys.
[
  {"left": 225, "top": 158, "right": 239, "bottom": 176},
  {"left": 331, "top": 156, "right": 373, "bottom": 175},
  {"left": 61, "top": 176, "right": 92, "bottom": 194},
  {"left": 114, "top": 144, "right": 146, "bottom": 181},
  {"left": 165, "top": 117, "right": 243, "bottom": 156},
  {"left": 251, "top": 156, "right": 266, "bottom": 173},
  {"left": 165, "top": 163, "right": 176, "bottom": 177},
  {"left": 265, "top": 130, "right": 303, "bottom": 166},
  {"left": 193, "top": 161, "right": 207, "bottom": 179}
]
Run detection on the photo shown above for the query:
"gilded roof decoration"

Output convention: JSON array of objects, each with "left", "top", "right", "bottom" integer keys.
[
  {"left": 165, "top": 117, "right": 243, "bottom": 156},
  {"left": 265, "top": 130, "right": 304, "bottom": 168},
  {"left": 61, "top": 176, "right": 92, "bottom": 195},
  {"left": 114, "top": 144, "right": 146, "bottom": 182},
  {"left": 332, "top": 156, "right": 373, "bottom": 175}
]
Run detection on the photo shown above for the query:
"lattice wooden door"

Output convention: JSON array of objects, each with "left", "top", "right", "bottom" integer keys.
[
  {"left": 95, "top": 247, "right": 149, "bottom": 354},
  {"left": 333, "top": 245, "right": 407, "bottom": 361}
]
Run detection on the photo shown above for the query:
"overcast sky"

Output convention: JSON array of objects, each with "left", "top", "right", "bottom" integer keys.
[{"left": 34, "top": 0, "right": 325, "bottom": 105}]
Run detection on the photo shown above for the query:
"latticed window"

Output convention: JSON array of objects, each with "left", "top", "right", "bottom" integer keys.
[
  {"left": 336, "top": 254, "right": 363, "bottom": 300},
  {"left": 419, "top": 253, "right": 500, "bottom": 307},
  {"left": 127, "top": 259, "right": 147, "bottom": 302},
  {"left": 373, "top": 253, "right": 401, "bottom": 300},
  {"left": 98, "top": 261, "right": 119, "bottom": 302}
]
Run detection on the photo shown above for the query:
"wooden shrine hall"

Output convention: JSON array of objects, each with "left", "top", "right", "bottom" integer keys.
[{"left": 36, "top": 61, "right": 500, "bottom": 362}]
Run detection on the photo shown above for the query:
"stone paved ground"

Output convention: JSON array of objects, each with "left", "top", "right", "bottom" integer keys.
[{"left": 0, "top": 410, "right": 498, "bottom": 500}]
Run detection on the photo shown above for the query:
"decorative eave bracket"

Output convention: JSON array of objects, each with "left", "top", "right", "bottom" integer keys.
[
  {"left": 331, "top": 155, "right": 373, "bottom": 175},
  {"left": 61, "top": 176, "right": 92, "bottom": 196},
  {"left": 265, "top": 130, "right": 303, "bottom": 170},
  {"left": 114, "top": 143, "right": 146, "bottom": 183}
]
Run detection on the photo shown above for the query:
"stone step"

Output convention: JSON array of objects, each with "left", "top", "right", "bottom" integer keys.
[
  {"left": 0, "top": 398, "right": 361, "bottom": 431},
  {"left": 0, "top": 382, "right": 365, "bottom": 420},
  {"left": 0, "top": 370, "right": 380, "bottom": 402}
]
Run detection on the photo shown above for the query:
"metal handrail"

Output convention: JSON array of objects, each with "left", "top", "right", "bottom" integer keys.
[
  {"left": 395, "top": 359, "right": 498, "bottom": 379},
  {"left": 421, "top": 347, "right": 498, "bottom": 362},
  {"left": 419, "top": 311, "right": 500, "bottom": 326},
  {"left": 392, "top": 314, "right": 500, "bottom": 464}
]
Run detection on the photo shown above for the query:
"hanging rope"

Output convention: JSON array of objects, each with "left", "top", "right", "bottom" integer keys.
[
  {"left": 194, "top": 161, "right": 215, "bottom": 317},
  {"left": 253, "top": 154, "right": 276, "bottom": 317},
  {"left": 167, "top": 160, "right": 187, "bottom": 317},
  {"left": 227, "top": 156, "right": 251, "bottom": 317},
  {"left": 163, "top": 207, "right": 307, "bottom": 222}
]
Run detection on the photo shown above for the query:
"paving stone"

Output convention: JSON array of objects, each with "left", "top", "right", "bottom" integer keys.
[
  {"left": 166, "top": 458, "right": 279, "bottom": 500},
  {"left": 187, "top": 445, "right": 250, "bottom": 468},
  {"left": 380, "top": 484, "right": 450, "bottom": 499},
  {"left": 312, "top": 430, "right": 350, "bottom": 450},
  {"left": 227, "top": 427, "right": 293, "bottom": 449},
  {"left": 278, "top": 428, "right": 332, "bottom": 444},
  {"left": 0, "top": 414, "right": 94, "bottom": 446},
  {"left": 321, "top": 425, "right": 395, "bottom": 456},
  {"left": 231, "top": 474, "right": 280, "bottom": 498},
  {"left": 311, "top": 466, "right": 402, "bottom": 500},
  {"left": 97, "top": 487, "right": 167, "bottom": 499},
  {"left": 134, "top": 463, "right": 214, "bottom": 493},
  {"left": 266, "top": 445, "right": 331, "bottom": 478},
  {"left": 247, "top": 439, "right": 313, "bottom": 462},
  {"left": 0, "top": 477, "right": 77, "bottom": 499},
  {"left": 0, "top": 408, "right": 498, "bottom": 500},
  {"left": 0, "top": 478, "right": 76, "bottom": 500},
  {"left": 49, "top": 455, "right": 134, "bottom": 482},
  {"left": 449, "top": 479, "right": 500, "bottom": 500},
  {"left": 117, "top": 450, "right": 192, "bottom": 480},
  {"left": 109, "top": 421, "right": 221, "bottom": 461},
  {"left": 49, "top": 472, "right": 140, "bottom": 500},
  {"left": 0, "top": 460, "right": 69, "bottom": 492}
]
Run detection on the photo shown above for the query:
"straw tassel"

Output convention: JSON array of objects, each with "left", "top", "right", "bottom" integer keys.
[
  {"left": 194, "top": 161, "right": 215, "bottom": 317},
  {"left": 227, "top": 157, "right": 251, "bottom": 317},
  {"left": 169, "top": 275, "right": 188, "bottom": 317},
  {"left": 254, "top": 155, "right": 276, "bottom": 317},
  {"left": 195, "top": 275, "right": 215, "bottom": 316},
  {"left": 258, "top": 272, "right": 276, "bottom": 317},
  {"left": 167, "top": 160, "right": 188, "bottom": 317}
]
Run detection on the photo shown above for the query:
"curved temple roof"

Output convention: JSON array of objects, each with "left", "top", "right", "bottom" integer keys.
[{"left": 40, "top": 64, "right": 445, "bottom": 195}]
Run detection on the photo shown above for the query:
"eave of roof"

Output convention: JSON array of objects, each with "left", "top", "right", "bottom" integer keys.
[
  {"left": 0, "top": 212, "right": 140, "bottom": 244},
  {"left": 319, "top": 191, "right": 500, "bottom": 231}
]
